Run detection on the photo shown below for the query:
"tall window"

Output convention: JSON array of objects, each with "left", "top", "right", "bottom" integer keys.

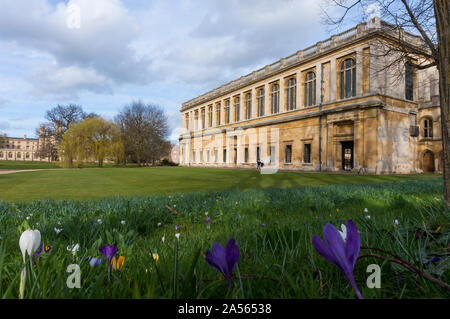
[
  {"left": 215, "top": 149, "right": 218, "bottom": 163},
  {"left": 194, "top": 111, "right": 199, "bottom": 130},
  {"left": 234, "top": 96, "right": 240, "bottom": 122},
  {"left": 208, "top": 105, "right": 213, "bottom": 127},
  {"left": 257, "top": 88, "right": 265, "bottom": 117},
  {"left": 223, "top": 149, "right": 227, "bottom": 163},
  {"left": 225, "top": 100, "right": 230, "bottom": 124},
  {"left": 405, "top": 62, "right": 414, "bottom": 101},
  {"left": 256, "top": 146, "right": 260, "bottom": 161},
  {"left": 201, "top": 108, "right": 205, "bottom": 129},
  {"left": 286, "top": 77, "right": 296, "bottom": 110},
  {"left": 304, "top": 144, "right": 311, "bottom": 163},
  {"left": 245, "top": 93, "right": 252, "bottom": 120},
  {"left": 199, "top": 150, "right": 203, "bottom": 163},
  {"left": 244, "top": 148, "right": 249, "bottom": 163},
  {"left": 207, "top": 150, "right": 210, "bottom": 162},
  {"left": 304, "top": 71, "right": 316, "bottom": 106},
  {"left": 285, "top": 145, "right": 292, "bottom": 163},
  {"left": 271, "top": 83, "right": 279, "bottom": 114},
  {"left": 340, "top": 58, "right": 356, "bottom": 99},
  {"left": 216, "top": 103, "right": 221, "bottom": 126},
  {"left": 423, "top": 118, "right": 433, "bottom": 138},
  {"left": 185, "top": 114, "right": 189, "bottom": 130}
]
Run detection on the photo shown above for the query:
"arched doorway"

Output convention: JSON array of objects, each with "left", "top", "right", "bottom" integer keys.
[{"left": 422, "top": 150, "right": 435, "bottom": 172}]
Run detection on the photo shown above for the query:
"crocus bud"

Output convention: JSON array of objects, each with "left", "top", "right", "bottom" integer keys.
[{"left": 19, "top": 229, "right": 41, "bottom": 263}]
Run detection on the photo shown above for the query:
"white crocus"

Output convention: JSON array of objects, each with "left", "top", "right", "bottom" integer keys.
[
  {"left": 175, "top": 233, "right": 180, "bottom": 240},
  {"left": 97, "top": 219, "right": 102, "bottom": 224},
  {"left": 393, "top": 219, "right": 399, "bottom": 226},
  {"left": 338, "top": 224, "right": 347, "bottom": 241},
  {"left": 157, "top": 222, "right": 162, "bottom": 227},
  {"left": 19, "top": 229, "right": 41, "bottom": 262},
  {"left": 54, "top": 227, "right": 62, "bottom": 234},
  {"left": 205, "top": 212, "right": 208, "bottom": 216},
  {"left": 365, "top": 215, "right": 371, "bottom": 219},
  {"left": 364, "top": 208, "right": 369, "bottom": 213},
  {"left": 121, "top": 220, "right": 126, "bottom": 225},
  {"left": 162, "top": 235, "right": 165, "bottom": 244}
]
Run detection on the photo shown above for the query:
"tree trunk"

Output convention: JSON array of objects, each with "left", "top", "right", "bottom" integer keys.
[{"left": 434, "top": 0, "right": 450, "bottom": 211}]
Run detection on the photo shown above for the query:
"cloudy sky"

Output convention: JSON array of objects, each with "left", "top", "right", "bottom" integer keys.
[{"left": 0, "top": 0, "right": 360, "bottom": 142}]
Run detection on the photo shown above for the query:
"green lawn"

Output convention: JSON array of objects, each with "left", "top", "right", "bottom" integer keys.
[
  {"left": 0, "top": 160, "right": 61, "bottom": 170},
  {"left": 0, "top": 166, "right": 441, "bottom": 201}
]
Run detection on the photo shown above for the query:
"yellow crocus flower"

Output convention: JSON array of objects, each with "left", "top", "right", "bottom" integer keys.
[{"left": 111, "top": 256, "right": 125, "bottom": 271}]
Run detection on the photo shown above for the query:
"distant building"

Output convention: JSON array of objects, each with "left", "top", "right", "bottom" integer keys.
[
  {"left": 179, "top": 18, "right": 442, "bottom": 174},
  {"left": 0, "top": 134, "right": 51, "bottom": 162}
]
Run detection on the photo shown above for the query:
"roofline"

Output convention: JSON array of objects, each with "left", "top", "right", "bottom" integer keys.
[{"left": 180, "top": 18, "right": 425, "bottom": 112}]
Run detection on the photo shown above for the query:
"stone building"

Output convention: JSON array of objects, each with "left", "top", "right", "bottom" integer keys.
[
  {"left": 0, "top": 134, "right": 51, "bottom": 162},
  {"left": 178, "top": 18, "right": 443, "bottom": 174}
]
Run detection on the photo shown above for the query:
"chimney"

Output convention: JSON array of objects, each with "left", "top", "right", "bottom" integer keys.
[{"left": 24, "top": 134, "right": 27, "bottom": 139}]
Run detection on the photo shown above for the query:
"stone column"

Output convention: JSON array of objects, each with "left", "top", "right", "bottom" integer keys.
[
  {"left": 330, "top": 59, "right": 336, "bottom": 101},
  {"left": 296, "top": 71, "right": 301, "bottom": 109},
  {"left": 279, "top": 78, "right": 285, "bottom": 113},
  {"left": 316, "top": 63, "right": 322, "bottom": 105},
  {"left": 251, "top": 88, "right": 257, "bottom": 119},
  {"left": 264, "top": 83, "right": 270, "bottom": 116},
  {"left": 356, "top": 47, "right": 363, "bottom": 96}
]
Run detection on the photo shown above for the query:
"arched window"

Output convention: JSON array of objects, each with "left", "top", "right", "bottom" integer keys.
[
  {"left": 245, "top": 93, "right": 252, "bottom": 120},
  {"left": 216, "top": 103, "right": 221, "bottom": 126},
  {"left": 271, "top": 83, "right": 279, "bottom": 114},
  {"left": 17, "top": 152, "right": 21, "bottom": 158},
  {"left": 225, "top": 100, "right": 230, "bottom": 124},
  {"left": 208, "top": 105, "right": 213, "bottom": 127},
  {"left": 257, "top": 88, "right": 264, "bottom": 117},
  {"left": 340, "top": 58, "right": 356, "bottom": 99},
  {"left": 234, "top": 96, "right": 240, "bottom": 122},
  {"left": 405, "top": 62, "right": 414, "bottom": 101},
  {"left": 201, "top": 108, "right": 206, "bottom": 129},
  {"left": 8, "top": 152, "right": 13, "bottom": 158},
  {"left": 0, "top": 152, "right": 3, "bottom": 158},
  {"left": 423, "top": 118, "right": 433, "bottom": 138},
  {"left": 185, "top": 113, "right": 189, "bottom": 130},
  {"left": 26, "top": 152, "right": 30, "bottom": 159},
  {"left": 286, "top": 78, "right": 296, "bottom": 110},
  {"left": 304, "top": 71, "right": 316, "bottom": 107},
  {"left": 194, "top": 110, "right": 199, "bottom": 130}
]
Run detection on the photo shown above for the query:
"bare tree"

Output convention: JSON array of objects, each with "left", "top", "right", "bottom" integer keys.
[
  {"left": 116, "top": 101, "right": 170, "bottom": 167},
  {"left": 322, "top": 0, "right": 449, "bottom": 210},
  {"left": 36, "top": 104, "right": 95, "bottom": 162}
]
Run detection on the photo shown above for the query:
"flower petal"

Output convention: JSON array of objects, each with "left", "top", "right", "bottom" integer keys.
[
  {"left": 205, "top": 243, "right": 228, "bottom": 277},
  {"left": 344, "top": 219, "right": 360, "bottom": 267},
  {"left": 323, "top": 223, "right": 351, "bottom": 274},
  {"left": 225, "top": 238, "right": 240, "bottom": 275},
  {"left": 312, "top": 235, "right": 336, "bottom": 265}
]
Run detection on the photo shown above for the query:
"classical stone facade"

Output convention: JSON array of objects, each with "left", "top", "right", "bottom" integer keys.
[
  {"left": 0, "top": 135, "right": 50, "bottom": 162},
  {"left": 179, "top": 18, "right": 443, "bottom": 174}
]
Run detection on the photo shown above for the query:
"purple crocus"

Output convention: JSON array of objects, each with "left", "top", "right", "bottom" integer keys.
[
  {"left": 205, "top": 238, "right": 240, "bottom": 290},
  {"left": 175, "top": 225, "right": 179, "bottom": 231},
  {"left": 99, "top": 245, "right": 118, "bottom": 262},
  {"left": 206, "top": 217, "right": 211, "bottom": 223},
  {"left": 312, "top": 219, "right": 363, "bottom": 299},
  {"left": 260, "top": 222, "right": 266, "bottom": 227},
  {"left": 33, "top": 243, "right": 51, "bottom": 265}
]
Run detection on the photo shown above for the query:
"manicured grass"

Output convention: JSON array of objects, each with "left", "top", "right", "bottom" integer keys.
[
  {"left": 0, "top": 160, "right": 61, "bottom": 170},
  {"left": 0, "top": 166, "right": 441, "bottom": 201},
  {"left": 0, "top": 160, "right": 140, "bottom": 170},
  {"left": 0, "top": 179, "right": 447, "bottom": 299}
]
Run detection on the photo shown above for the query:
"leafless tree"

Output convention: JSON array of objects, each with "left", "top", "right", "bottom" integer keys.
[
  {"left": 116, "top": 101, "right": 170, "bottom": 167},
  {"left": 36, "top": 104, "right": 97, "bottom": 161},
  {"left": 322, "top": 0, "right": 449, "bottom": 210}
]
